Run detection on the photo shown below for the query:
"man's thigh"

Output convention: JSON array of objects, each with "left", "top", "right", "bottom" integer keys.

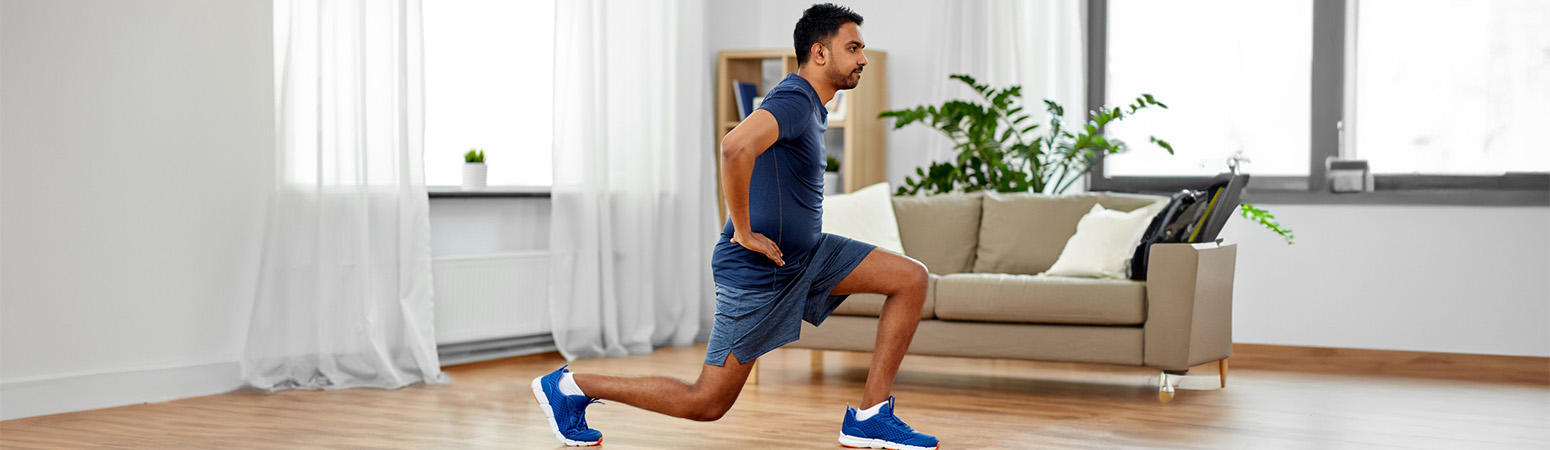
[{"left": 828, "top": 247, "right": 927, "bottom": 296}]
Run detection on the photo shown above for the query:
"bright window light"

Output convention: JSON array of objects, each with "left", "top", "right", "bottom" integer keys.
[
  {"left": 423, "top": 0, "right": 554, "bottom": 186},
  {"left": 1105, "top": 0, "right": 1313, "bottom": 176},
  {"left": 1353, "top": 0, "right": 1550, "bottom": 174}
]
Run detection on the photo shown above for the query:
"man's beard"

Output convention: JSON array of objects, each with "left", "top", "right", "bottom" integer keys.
[{"left": 831, "top": 66, "right": 861, "bottom": 90}]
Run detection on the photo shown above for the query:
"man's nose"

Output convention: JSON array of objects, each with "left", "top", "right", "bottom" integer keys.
[{"left": 858, "top": 52, "right": 868, "bottom": 67}]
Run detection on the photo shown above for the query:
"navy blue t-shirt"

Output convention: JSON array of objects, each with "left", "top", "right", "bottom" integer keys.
[{"left": 712, "top": 73, "right": 829, "bottom": 291}]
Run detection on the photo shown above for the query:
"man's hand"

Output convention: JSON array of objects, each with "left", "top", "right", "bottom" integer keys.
[{"left": 731, "top": 230, "right": 785, "bottom": 266}]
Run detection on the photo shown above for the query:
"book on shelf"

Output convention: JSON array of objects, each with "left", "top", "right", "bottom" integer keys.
[{"left": 733, "top": 80, "right": 758, "bottom": 120}]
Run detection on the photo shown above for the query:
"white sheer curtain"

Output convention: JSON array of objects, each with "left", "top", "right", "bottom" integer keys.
[
  {"left": 986, "top": 0, "right": 1086, "bottom": 114},
  {"left": 924, "top": 0, "right": 1088, "bottom": 191},
  {"left": 244, "top": 0, "right": 447, "bottom": 390},
  {"left": 989, "top": 0, "right": 1087, "bottom": 193},
  {"left": 922, "top": 0, "right": 989, "bottom": 164},
  {"left": 548, "top": 0, "right": 715, "bottom": 360}
]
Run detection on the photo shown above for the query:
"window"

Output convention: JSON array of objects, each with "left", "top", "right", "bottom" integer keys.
[
  {"left": 1088, "top": 0, "right": 1549, "bottom": 204},
  {"left": 1352, "top": 0, "right": 1550, "bottom": 175},
  {"left": 1105, "top": 0, "right": 1313, "bottom": 177},
  {"left": 423, "top": 0, "right": 555, "bottom": 187}
]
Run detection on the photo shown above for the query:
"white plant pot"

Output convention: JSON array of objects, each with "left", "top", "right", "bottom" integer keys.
[
  {"left": 462, "top": 163, "right": 487, "bottom": 190},
  {"left": 824, "top": 172, "right": 842, "bottom": 194}
]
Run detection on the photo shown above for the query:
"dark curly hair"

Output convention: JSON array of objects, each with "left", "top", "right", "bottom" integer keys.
[{"left": 793, "top": 3, "right": 864, "bottom": 67}]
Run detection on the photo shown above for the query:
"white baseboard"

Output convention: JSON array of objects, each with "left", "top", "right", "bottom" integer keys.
[{"left": 0, "top": 361, "right": 242, "bottom": 421}]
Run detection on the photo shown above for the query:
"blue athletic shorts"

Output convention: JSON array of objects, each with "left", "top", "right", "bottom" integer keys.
[{"left": 705, "top": 233, "right": 877, "bottom": 366}]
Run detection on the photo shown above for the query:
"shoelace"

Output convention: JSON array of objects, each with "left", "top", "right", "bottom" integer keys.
[
  {"left": 567, "top": 397, "right": 604, "bottom": 432},
  {"left": 881, "top": 411, "right": 918, "bottom": 434}
]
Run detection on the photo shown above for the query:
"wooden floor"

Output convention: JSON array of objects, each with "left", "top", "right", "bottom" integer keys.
[{"left": 2, "top": 344, "right": 1547, "bottom": 449}]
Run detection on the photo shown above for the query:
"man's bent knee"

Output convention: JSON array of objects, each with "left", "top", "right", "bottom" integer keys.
[
  {"left": 685, "top": 395, "right": 736, "bottom": 422},
  {"left": 682, "top": 381, "right": 741, "bottom": 422},
  {"left": 902, "top": 257, "right": 929, "bottom": 294}
]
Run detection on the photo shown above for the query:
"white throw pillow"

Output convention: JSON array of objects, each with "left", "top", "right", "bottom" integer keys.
[
  {"left": 1041, "top": 202, "right": 1160, "bottom": 279},
  {"left": 820, "top": 182, "right": 905, "bottom": 254}
]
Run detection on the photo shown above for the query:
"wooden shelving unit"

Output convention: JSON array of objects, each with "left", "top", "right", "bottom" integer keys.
[{"left": 713, "top": 48, "right": 889, "bottom": 225}]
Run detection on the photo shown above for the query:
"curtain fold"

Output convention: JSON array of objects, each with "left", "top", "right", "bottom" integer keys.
[
  {"left": 988, "top": 0, "right": 1088, "bottom": 192},
  {"left": 923, "top": 0, "right": 989, "bottom": 165},
  {"left": 986, "top": 0, "right": 1086, "bottom": 111},
  {"left": 243, "top": 0, "right": 446, "bottom": 390},
  {"left": 548, "top": 0, "right": 715, "bottom": 360},
  {"left": 924, "top": 0, "right": 1087, "bottom": 191}
]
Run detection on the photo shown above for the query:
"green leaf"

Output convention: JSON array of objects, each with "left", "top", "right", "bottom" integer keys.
[
  {"left": 1240, "top": 203, "right": 1294, "bottom": 245},
  {"left": 1149, "top": 136, "right": 1175, "bottom": 155}
]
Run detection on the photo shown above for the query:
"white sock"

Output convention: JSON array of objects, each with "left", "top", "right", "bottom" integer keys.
[
  {"left": 559, "top": 372, "right": 586, "bottom": 397},
  {"left": 854, "top": 399, "right": 888, "bottom": 421}
]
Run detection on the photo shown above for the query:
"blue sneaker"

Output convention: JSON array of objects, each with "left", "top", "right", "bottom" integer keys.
[
  {"left": 530, "top": 365, "right": 603, "bottom": 446},
  {"left": 839, "top": 396, "right": 938, "bottom": 450}
]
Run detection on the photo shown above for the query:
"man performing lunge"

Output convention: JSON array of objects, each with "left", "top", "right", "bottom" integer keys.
[{"left": 531, "top": 4, "right": 936, "bottom": 449}]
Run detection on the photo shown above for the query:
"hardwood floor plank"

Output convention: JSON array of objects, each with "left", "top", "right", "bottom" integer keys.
[{"left": 2, "top": 343, "right": 1546, "bottom": 449}]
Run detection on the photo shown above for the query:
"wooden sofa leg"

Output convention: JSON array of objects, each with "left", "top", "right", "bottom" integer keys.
[
  {"left": 1219, "top": 358, "right": 1229, "bottom": 388},
  {"left": 812, "top": 350, "right": 824, "bottom": 371}
]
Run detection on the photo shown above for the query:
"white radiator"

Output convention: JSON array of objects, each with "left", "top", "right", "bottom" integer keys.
[{"left": 431, "top": 251, "right": 550, "bottom": 345}]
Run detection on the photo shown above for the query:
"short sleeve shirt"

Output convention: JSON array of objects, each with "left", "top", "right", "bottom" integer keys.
[{"left": 711, "top": 74, "right": 830, "bottom": 291}]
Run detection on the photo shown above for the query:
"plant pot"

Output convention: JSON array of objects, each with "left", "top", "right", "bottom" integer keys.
[
  {"left": 462, "top": 163, "right": 487, "bottom": 190},
  {"left": 823, "top": 172, "right": 841, "bottom": 194}
]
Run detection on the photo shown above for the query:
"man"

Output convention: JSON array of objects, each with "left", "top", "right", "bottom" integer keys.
[{"left": 531, "top": 4, "right": 937, "bottom": 449}]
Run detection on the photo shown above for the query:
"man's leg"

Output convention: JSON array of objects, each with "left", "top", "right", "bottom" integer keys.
[
  {"left": 570, "top": 353, "right": 755, "bottom": 422},
  {"left": 827, "top": 247, "right": 930, "bottom": 408}
]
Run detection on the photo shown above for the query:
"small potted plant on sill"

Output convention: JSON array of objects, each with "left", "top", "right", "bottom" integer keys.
[
  {"left": 824, "top": 155, "right": 842, "bottom": 195},
  {"left": 462, "top": 148, "right": 487, "bottom": 191}
]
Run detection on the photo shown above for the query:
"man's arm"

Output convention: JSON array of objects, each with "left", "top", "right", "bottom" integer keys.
[{"left": 720, "top": 109, "right": 785, "bottom": 266}]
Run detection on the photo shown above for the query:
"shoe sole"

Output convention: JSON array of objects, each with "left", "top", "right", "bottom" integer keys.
[
  {"left": 839, "top": 434, "right": 938, "bottom": 450},
  {"left": 530, "top": 376, "right": 602, "bottom": 447}
]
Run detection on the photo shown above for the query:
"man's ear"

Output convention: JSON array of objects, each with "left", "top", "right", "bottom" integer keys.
[{"left": 810, "top": 42, "right": 826, "bottom": 65}]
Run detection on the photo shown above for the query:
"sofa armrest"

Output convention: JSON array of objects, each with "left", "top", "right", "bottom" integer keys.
[{"left": 1142, "top": 242, "right": 1237, "bottom": 371}]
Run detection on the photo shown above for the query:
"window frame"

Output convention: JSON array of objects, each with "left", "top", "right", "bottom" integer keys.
[{"left": 1084, "top": 0, "right": 1549, "bottom": 206}]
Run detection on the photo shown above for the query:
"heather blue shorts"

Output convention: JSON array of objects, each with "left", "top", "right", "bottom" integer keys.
[{"left": 704, "top": 233, "right": 877, "bottom": 366}]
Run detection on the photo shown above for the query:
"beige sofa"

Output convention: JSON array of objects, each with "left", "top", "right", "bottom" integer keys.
[{"left": 788, "top": 191, "right": 1237, "bottom": 400}]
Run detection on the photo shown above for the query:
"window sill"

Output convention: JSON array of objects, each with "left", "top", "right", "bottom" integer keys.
[
  {"left": 1242, "top": 189, "right": 1548, "bottom": 207},
  {"left": 1091, "top": 174, "right": 1548, "bottom": 207},
  {"left": 427, "top": 186, "right": 551, "bottom": 199}
]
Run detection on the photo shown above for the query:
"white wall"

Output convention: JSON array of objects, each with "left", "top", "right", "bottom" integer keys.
[
  {"left": 711, "top": 1, "right": 1550, "bottom": 358},
  {"left": 1220, "top": 205, "right": 1550, "bottom": 357},
  {"left": 428, "top": 198, "right": 550, "bottom": 256},
  {"left": 0, "top": 0, "right": 273, "bottom": 420}
]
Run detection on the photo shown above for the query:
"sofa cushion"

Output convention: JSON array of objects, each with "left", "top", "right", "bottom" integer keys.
[
  {"left": 933, "top": 273, "right": 1146, "bottom": 325},
  {"left": 1044, "top": 203, "right": 1164, "bottom": 279},
  {"left": 892, "top": 192, "right": 982, "bottom": 275},
  {"left": 823, "top": 182, "right": 905, "bottom": 254},
  {"left": 832, "top": 273, "right": 938, "bottom": 319},
  {"left": 973, "top": 192, "right": 1166, "bottom": 275}
]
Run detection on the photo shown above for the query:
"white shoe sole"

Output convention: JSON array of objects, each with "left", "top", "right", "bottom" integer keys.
[
  {"left": 839, "top": 434, "right": 938, "bottom": 450},
  {"left": 530, "top": 376, "right": 601, "bottom": 447}
]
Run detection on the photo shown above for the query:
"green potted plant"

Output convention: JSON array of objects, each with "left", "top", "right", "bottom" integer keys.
[
  {"left": 462, "top": 148, "right": 486, "bottom": 191},
  {"left": 824, "top": 155, "right": 842, "bottom": 195},
  {"left": 881, "top": 74, "right": 1292, "bottom": 244}
]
